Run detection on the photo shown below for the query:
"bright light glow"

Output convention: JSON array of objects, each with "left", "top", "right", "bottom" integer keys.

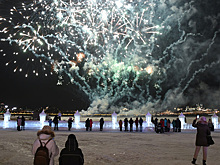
[
  {"left": 1, "top": 0, "right": 216, "bottom": 114},
  {"left": 101, "top": 10, "right": 108, "bottom": 22},
  {"left": 145, "top": 66, "right": 153, "bottom": 74},
  {"left": 115, "top": 1, "right": 123, "bottom": 8}
]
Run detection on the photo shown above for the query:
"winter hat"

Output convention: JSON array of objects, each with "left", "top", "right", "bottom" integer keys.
[
  {"left": 199, "top": 116, "right": 207, "bottom": 123},
  {"left": 37, "top": 125, "right": 55, "bottom": 137}
]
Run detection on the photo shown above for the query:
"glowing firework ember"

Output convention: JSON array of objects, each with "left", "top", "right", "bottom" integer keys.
[{"left": 0, "top": 0, "right": 220, "bottom": 114}]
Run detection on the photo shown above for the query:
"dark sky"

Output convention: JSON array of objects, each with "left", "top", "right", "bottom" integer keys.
[
  {"left": 0, "top": 41, "right": 89, "bottom": 111},
  {"left": 0, "top": 58, "right": 89, "bottom": 110},
  {"left": 0, "top": 1, "right": 88, "bottom": 111}
]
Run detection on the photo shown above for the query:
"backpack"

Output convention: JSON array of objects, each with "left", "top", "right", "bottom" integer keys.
[{"left": 34, "top": 138, "right": 52, "bottom": 165}]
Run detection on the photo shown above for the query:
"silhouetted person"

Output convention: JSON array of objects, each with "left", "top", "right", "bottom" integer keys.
[
  {"left": 85, "top": 118, "right": 90, "bottom": 131},
  {"left": 58, "top": 112, "right": 62, "bottom": 121},
  {"left": 129, "top": 118, "right": 134, "bottom": 132},
  {"left": 164, "top": 118, "right": 167, "bottom": 132},
  {"left": 17, "top": 116, "right": 21, "bottom": 131},
  {"left": 59, "top": 134, "right": 84, "bottom": 165},
  {"left": 89, "top": 119, "right": 93, "bottom": 131},
  {"left": 167, "top": 119, "right": 171, "bottom": 132},
  {"left": 135, "top": 117, "right": 139, "bottom": 132},
  {"left": 172, "top": 119, "right": 176, "bottom": 132},
  {"left": 21, "top": 115, "right": 25, "bottom": 130},
  {"left": 68, "top": 117, "right": 74, "bottom": 131},
  {"left": 208, "top": 119, "right": 214, "bottom": 131},
  {"left": 99, "top": 118, "right": 104, "bottom": 131},
  {"left": 53, "top": 115, "right": 59, "bottom": 131},
  {"left": 176, "top": 118, "right": 181, "bottom": 132},
  {"left": 139, "top": 117, "right": 143, "bottom": 132},
  {"left": 154, "top": 117, "right": 158, "bottom": 131},
  {"left": 48, "top": 118, "right": 53, "bottom": 127},
  {"left": 119, "top": 120, "right": 123, "bottom": 131},
  {"left": 124, "top": 118, "right": 128, "bottom": 131},
  {"left": 160, "top": 119, "right": 164, "bottom": 133}
]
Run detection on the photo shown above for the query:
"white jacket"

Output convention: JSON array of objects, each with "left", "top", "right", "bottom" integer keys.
[{"left": 32, "top": 134, "right": 59, "bottom": 165}]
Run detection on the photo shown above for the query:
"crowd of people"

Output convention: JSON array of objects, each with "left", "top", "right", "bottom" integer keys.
[
  {"left": 44, "top": 116, "right": 186, "bottom": 133},
  {"left": 118, "top": 117, "right": 144, "bottom": 132},
  {"left": 17, "top": 114, "right": 215, "bottom": 136},
  {"left": 16, "top": 114, "right": 215, "bottom": 165},
  {"left": 46, "top": 116, "right": 152, "bottom": 132},
  {"left": 152, "top": 117, "right": 182, "bottom": 133}
]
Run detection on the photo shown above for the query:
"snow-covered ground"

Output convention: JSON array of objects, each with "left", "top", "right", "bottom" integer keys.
[{"left": 0, "top": 128, "right": 220, "bottom": 165}]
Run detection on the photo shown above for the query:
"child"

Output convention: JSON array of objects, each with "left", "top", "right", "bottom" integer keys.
[{"left": 48, "top": 118, "right": 53, "bottom": 127}]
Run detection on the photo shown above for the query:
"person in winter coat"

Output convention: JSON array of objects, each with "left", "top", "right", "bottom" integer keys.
[
  {"left": 48, "top": 118, "right": 53, "bottom": 127},
  {"left": 58, "top": 112, "right": 62, "bottom": 121},
  {"left": 53, "top": 115, "right": 59, "bottom": 131},
  {"left": 129, "top": 118, "right": 134, "bottom": 132},
  {"left": 59, "top": 134, "right": 84, "bottom": 165},
  {"left": 164, "top": 118, "right": 167, "bottom": 132},
  {"left": 21, "top": 115, "right": 25, "bottom": 130},
  {"left": 172, "top": 119, "right": 176, "bottom": 132},
  {"left": 119, "top": 120, "right": 123, "bottom": 131},
  {"left": 176, "top": 118, "right": 181, "bottom": 132},
  {"left": 154, "top": 118, "right": 158, "bottom": 131},
  {"left": 208, "top": 119, "right": 214, "bottom": 131},
  {"left": 32, "top": 126, "right": 59, "bottom": 165},
  {"left": 17, "top": 116, "right": 22, "bottom": 131},
  {"left": 68, "top": 117, "right": 74, "bottom": 131},
  {"left": 99, "top": 118, "right": 104, "bottom": 131},
  {"left": 89, "top": 119, "right": 93, "bottom": 131},
  {"left": 124, "top": 118, "right": 128, "bottom": 131},
  {"left": 139, "top": 117, "right": 143, "bottom": 132},
  {"left": 85, "top": 118, "right": 90, "bottom": 131},
  {"left": 167, "top": 119, "right": 171, "bottom": 132},
  {"left": 135, "top": 117, "right": 139, "bottom": 132},
  {"left": 191, "top": 116, "right": 211, "bottom": 165},
  {"left": 160, "top": 119, "right": 164, "bottom": 133}
]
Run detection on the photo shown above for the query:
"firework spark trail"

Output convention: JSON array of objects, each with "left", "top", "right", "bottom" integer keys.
[
  {"left": 0, "top": 0, "right": 219, "bottom": 113},
  {"left": 182, "top": 60, "right": 220, "bottom": 93},
  {"left": 158, "top": 2, "right": 193, "bottom": 65},
  {"left": 178, "top": 30, "right": 220, "bottom": 87}
]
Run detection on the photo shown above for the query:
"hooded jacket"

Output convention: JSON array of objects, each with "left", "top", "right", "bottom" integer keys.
[
  {"left": 59, "top": 134, "right": 84, "bottom": 165},
  {"left": 32, "top": 134, "right": 59, "bottom": 165}
]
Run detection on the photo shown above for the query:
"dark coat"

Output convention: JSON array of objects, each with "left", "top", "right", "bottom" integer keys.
[
  {"left": 99, "top": 118, "right": 104, "bottom": 126},
  {"left": 53, "top": 116, "right": 59, "bottom": 124},
  {"left": 59, "top": 134, "right": 84, "bottom": 165},
  {"left": 139, "top": 118, "right": 143, "bottom": 126},
  {"left": 124, "top": 118, "right": 128, "bottom": 127},
  {"left": 85, "top": 119, "right": 90, "bottom": 128},
  {"left": 176, "top": 118, "right": 181, "bottom": 128},
  {"left": 192, "top": 120, "right": 211, "bottom": 146},
  {"left": 21, "top": 116, "right": 25, "bottom": 126},
  {"left": 68, "top": 118, "right": 73, "bottom": 128},
  {"left": 129, "top": 118, "right": 133, "bottom": 125}
]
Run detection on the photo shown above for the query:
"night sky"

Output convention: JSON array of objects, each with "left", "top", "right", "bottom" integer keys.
[
  {"left": 0, "top": 0, "right": 220, "bottom": 113},
  {"left": 0, "top": 57, "right": 89, "bottom": 110}
]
